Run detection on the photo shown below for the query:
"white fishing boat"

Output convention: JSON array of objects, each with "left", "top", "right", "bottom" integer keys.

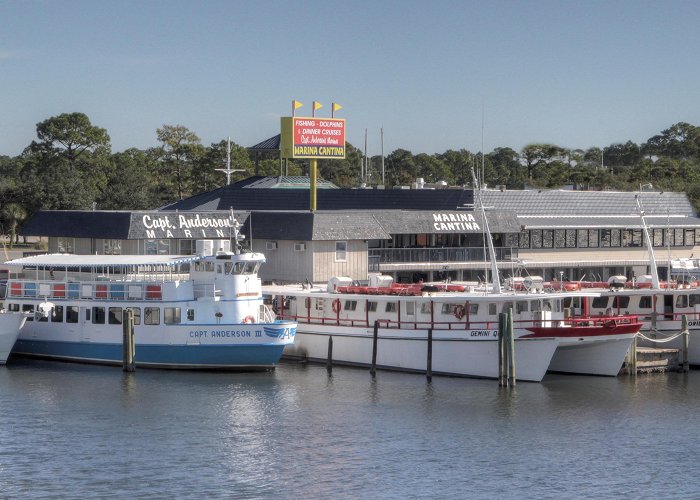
[
  {"left": 264, "top": 275, "right": 641, "bottom": 380},
  {"left": 2, "top": 236, "right": 296, "bottom": 370},
  {"left": 0, "top": 311, "right": 26, "bottom": 364}
]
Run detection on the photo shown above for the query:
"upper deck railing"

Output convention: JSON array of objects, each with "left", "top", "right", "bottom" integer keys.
[{"left": 368, "top": 246, "right": 518, "bottom": 271}]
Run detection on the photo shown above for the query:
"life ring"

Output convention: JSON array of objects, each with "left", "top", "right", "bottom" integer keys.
[
  {"left": 454, "top": 305, "right": 465, "bottom": 320},
  {"left": 242, "top": 315, "right": 255, "bottom": 324},
  {"left": 332, "top": 299, "right": 341, "bottom": 314}
]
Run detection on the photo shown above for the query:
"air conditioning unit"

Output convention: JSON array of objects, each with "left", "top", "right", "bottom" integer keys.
[
  {"left": 294, "top": 243, "right": 306, "bottom": 252},
  {"left": 266, "top": 241, "right": 278, "bottom": 250}
]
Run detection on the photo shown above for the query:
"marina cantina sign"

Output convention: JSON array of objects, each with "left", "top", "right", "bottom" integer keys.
[
  {"left": 128, "top": 212, "right": 238, "bottom": 239},
  {"left": 431, "top": 213, "right": 481, "bottom": 232}
]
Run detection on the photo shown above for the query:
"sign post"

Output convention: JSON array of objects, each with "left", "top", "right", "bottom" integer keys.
[{"left": 281, "top": 103, "right": 345, "bottom": 211}]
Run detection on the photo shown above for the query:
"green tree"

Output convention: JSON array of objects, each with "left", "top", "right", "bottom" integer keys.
[
  {"left": 156, "top": 125, "right": 202, "bottom": 201},
  {"left": 30, "top": 112, "right": 110, "bottom": 166},
  {"left": 1, "top": 203, "right": 27, "bottom": 246}
]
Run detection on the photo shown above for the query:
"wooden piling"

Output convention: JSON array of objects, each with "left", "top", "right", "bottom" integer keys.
[
  {"left": 682, "top": 314, "right": 689, "bottom": 373},
  {"left": 626, "top": 335, "right": 638, "bottom": 375},
  {"left": 370, "top": 320, "right": 379, "bottom": 377},
  {"left": 426, "top": 328, "right": 433, "bottom": 382},
  {"left": 498, "top": 313, "right": 506, "bottom": 387},
  {"left": 122, "top": 308, "right": 135, "bottom": 372},
  {"left": 326, "top": 335, "right": 333, "bottom": 373},
  {"left": 507, "top": 311, "right": 516, "bottom": 387}
]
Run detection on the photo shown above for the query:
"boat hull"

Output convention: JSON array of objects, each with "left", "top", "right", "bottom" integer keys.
[
  {"left": 0, "top": 313, "right": 26, "bottom": 364},
  {"left": 283, "top": 324, "right": 558, "bottom": 382},
  {"left": 12, "top": 320, "right": 296, "bottom": 370}
]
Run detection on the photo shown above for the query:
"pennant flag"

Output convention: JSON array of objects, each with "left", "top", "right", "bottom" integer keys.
[
  {"left": 313, "top": 101, "right": 323, "bottom": 111},
  {"left": 332, "top": 102, "right": 342, "bottom": 117},
  {"left": 292, "top": 100, "right": 303, "bottom": 116}
]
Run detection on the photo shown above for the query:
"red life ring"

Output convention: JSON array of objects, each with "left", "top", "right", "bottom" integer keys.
[
  {"left": 332, "top": 299, "right": 341, "bottom": 314},
  {"left": 454, "top": 305, "right": 465, "bottom": 320},
  {"left": 243, "top": 315, "right": 255, "bottom": 324}
]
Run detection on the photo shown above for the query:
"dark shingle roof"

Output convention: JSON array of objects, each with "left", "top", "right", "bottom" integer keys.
[{"left": 22, "top": 211, "right": 133, "bottom": 238}]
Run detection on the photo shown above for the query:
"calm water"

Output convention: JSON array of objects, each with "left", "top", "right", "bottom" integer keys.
[{"left": 1, "top": 358, "right": 699, "bottom": 499}]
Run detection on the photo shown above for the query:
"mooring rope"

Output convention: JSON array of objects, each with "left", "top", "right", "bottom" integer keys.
[{"left": 637, "top": 330, "right": 687, "bottom": 343}]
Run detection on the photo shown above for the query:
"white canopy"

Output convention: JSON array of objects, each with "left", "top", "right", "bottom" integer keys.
[{"left": 4, "top": 253, "right": 202, "bottom": 268}]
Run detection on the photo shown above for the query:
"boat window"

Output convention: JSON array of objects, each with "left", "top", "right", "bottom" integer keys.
[
  {"left": 469, "top": 304, "right": 478, "bottom": 315},
  {"left": 488, "top": 303, "right": 498, "bottom": 315},
  {"left": 591, "top": 296, "right": 609, "bottom": 309},
  {"left": 638, "top": 296, "right": 653, "bottom": 309},
  {"left": 51, "top": 305, "right": 64, "bottom": 323},
  {"left": 516, "top": 301, "right": 528, "bottom": 313},
  {"left": 315, "top": 298, "right": 325, "bottom": 311},
  {"left": 205, "top": 262, "right": 215, "bottom": 272},
  {"left": 187, "top": 308, "right": 195, "bottom": 321},
  {"left": 676, "top": 295, "right": 689, "bottom": 309},
  {"left": 126, "top": 307, "right": 141, "bottom": 325},
  {"left": 612, "top": 296, "right": 630, "bottom": 309},
  {"left": 690, "top": 295, "right": 700, "bottom": 307},
  {"left": 367, "top": 301, "right": 378, "bottom": 312},
  {"left": 405, "top": 302, "right": 415, "bottom": 316},
  {"left": 225, "top": 262, "right": 234, "bottom": 274},
  {"left": 343, "top": 300, "right": 357, "bottom": 311},
  {"left": 9, "top": 303, "right": 20, "bottom": 312},
  {"left": 441, "top": 304, "right": 454, "bottom": 315},
  {"left": 84, "top": 307, "right": 91, "bottom": 321},
  {"left": 66, "top": 306, "right": 79, "bottom": 323},
  {"left": 108, "top": 307, "right": 123, "bottom": 325},
  {"left": 386, "top": 302, "right": 397, "bottom": 313},
  {"left": 243, "top": 262, "right": 257, "bottom": 274},
  {"left": 145, "top": 307, "right": 160, "bottom": 325},
  {"left": 232, "top": 262, "right": 245, "bottom": 274},
  {"left": 92, "top": 307, "right": 105, "bottom": 324},
  {"left": 164, "top": 307, "right": 181, "bottom": 325},
  {"left": 216, "top": 264, "right": 223, "bottom": 274},
  {"left": 420, "top": 303, "right": 431, "bottom": 314},
  {"left": 22, "top": 304, "right": 34, "bottom": 321}
]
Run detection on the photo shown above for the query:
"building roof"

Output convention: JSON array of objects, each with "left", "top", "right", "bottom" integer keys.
[
  {"left": 248, "top": 134, "right": 280, "bottom": 152},
  {"left": 21, "top": 211, "right": 133, "bottom": 239},
  {"left": 480, "top": 189, "right": 695, "bottom": 217}
]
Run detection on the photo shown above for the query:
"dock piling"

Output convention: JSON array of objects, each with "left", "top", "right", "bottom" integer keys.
[
  {"left": 507, "top": 311, "right": 516, "bottom": 387},
  {"left": 326, "top": 335, "right": 333, "bottom": 373},
  {"left": 426, "top": 328, "right": 433, "bottom": 382},
  {"left": 370, "top": 320, "right": 379, "bottom": 377},
  {"left": 122, "top": 309, "right": 135, "bottom": 372},
  {"left": 682, "top": 315, "right": 689, "bottom": 373}
]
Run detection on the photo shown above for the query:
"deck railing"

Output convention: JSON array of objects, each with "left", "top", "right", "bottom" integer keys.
[{"left": 368, "top": 246, "right": 517, "bottom": 270}]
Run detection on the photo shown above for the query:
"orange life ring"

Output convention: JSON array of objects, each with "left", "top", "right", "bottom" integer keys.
[
  {"left": 454, "top": 305, "right": 465, "bottom": 320},
  {"left": 332, "top": 299, "right": 341, "bottom": 314},
  {"left": 243, "top": 315, "right": 255, "bottom": 324}
]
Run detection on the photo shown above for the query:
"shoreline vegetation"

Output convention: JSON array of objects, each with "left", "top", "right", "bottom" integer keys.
[{"left": 1, "top": 113, "right": 700, "bottom": 244}]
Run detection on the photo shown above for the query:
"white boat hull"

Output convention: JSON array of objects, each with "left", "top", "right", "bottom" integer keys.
[
  {"left": 547, "top": 334, "right": 636, "bottom": 376},
  {"left": 284, "top": 324, "right": 558, "bottom": 382},
  {"left": 0, "top": 313, "right": 26, "bottom": 364}
]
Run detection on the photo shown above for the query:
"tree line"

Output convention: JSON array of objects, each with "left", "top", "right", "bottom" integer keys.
[{"left": 1, "top": 112, "right": 700, "bottom": 244}]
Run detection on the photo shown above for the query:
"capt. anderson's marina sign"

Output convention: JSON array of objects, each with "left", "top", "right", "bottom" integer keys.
[{"left": 128, "top": 212, "right": 243, "bottom": 239}]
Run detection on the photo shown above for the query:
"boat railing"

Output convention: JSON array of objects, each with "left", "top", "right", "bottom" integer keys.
[
  {"left": 259, "top": 304, "right": 276, "bottom": 323},
  {"left": 5, "top": 279, "right": 166, "bottom": 301},
  {"left": 368, "top": 246, "right": 518, "bottom": 265},
  {"left": 277, "top": 311, "right": 640, "bottom": 331}
]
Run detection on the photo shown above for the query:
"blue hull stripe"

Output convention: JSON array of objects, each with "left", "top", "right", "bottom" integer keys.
[{"left": 12, "top": 339, "right": 285, "bottom": 368}]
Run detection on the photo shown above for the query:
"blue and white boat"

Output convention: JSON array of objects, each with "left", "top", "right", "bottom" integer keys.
[{"left": 2, "top": 240, "right": 296, "bottom": 370}]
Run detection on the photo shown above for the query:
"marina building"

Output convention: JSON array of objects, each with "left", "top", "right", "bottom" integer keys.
[{"left": 15, "top": 176, "right": 700, "bottom": 284}]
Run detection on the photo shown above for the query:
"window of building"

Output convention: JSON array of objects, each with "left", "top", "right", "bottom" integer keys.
[
  {"left": 588, "top": 229, "right": 599, "bottom": 247},
  {"left": 104, "top": 240, "right": 122, "bottom": 255},
  {"left": 92, "top": 307, "right": 105, "bottom": 324},
  {"left": 530, "top": 230, "right": 543, "bottom": 249},
  {"left": 653, "top": 229, "right": 664, "bottom": 247},
  {"left": 179, "top": 239, "right": 197, "bottom": 255},
  {"left": 335, "top": 241, "right": 347, "bottom": 262},
  {"left": 164, "top": 307, "right": 181, "bottom": 325},
  {"left": 518, "top": 230, "right": 530, "bottom": 249},
  {"left": 685, "top": 229, "right": 695, "bottom": 246},
  {"left": 108, "top": 307, "right": 123, "bottom": 325},
  {"left": 577, "top": 229, "right": 589, "bottom": 248},
  {"left": 674, "top": 228, "right": 684, "bottom": 247},
  {"left": 542, "top": 230, "right": 554, "bottom": 248},
  {"left": 57, "top": 237, "right": 74, "bottom": 253},
  {"left": 145, "top": 307, "right": 160, "bottom": 325},
  {"left": 565, "top": 230, "right": 577, "bottom": 248},
  {"left": 611, "top": 229, "right": 621, "bottom": 247},
  {"left": 554, "top": 230, "right": 566, "bottom": 248},
  {"left": 145, "top": 239, "right": 170, "bottom": 255},
  {"left": 600, "top": 229, "right": 611, "bottom": 247}
]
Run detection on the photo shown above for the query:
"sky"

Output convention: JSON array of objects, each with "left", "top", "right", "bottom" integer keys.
[{"left": 1, "top": 0, "right": 699, "bottom": 158}]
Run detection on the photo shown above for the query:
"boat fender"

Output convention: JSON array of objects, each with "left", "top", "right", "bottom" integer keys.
[
  {"left": 243, "top": 315, "right": 255, "bottom": 324},
  {"left": 332, "top": 299, "right": 341, "bottom": 314},
  {"left": 454, "top": 305, "right": 465, "bottom": 320}
]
